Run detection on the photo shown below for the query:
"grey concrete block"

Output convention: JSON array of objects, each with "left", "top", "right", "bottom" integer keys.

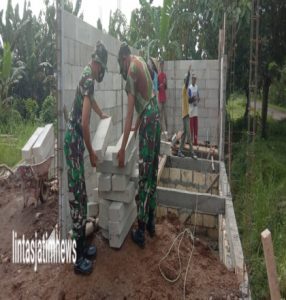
[
  {"left": 97, "top": 147, "right": 137, "bottom": 176},
  {"left": 205, "top": 97, "right": 219, "bottom": 109},
  {"left": 98, "top": 199, "right": 111, "bottom": 230},
  {"left": 113, "top": 73, "right": 122, "bottom": 90},
  {"left": 92, "top": 117, "right": 112, "bottom": 162},
  {"left": 99, "top": 181, "right": 136, "bottom": 203},
  {"left": 92, "top": 188, "right": 99, "bottom": 203},
  {"left": 98, "top": 173, "right": 112, "bottom": 192},
  {"left": 109, "top": 199, "right": 136, "bottom": 223},
  {"left": 87, "top": 202, "right": 99, "bottom": 218},
  {"left": 206, "top": 79, "right": 218, "bottom": 90},
  {"left": 112, "top": 174, "right": 129, "bottom": 191},
  {"left": 109, "top": 205, "right": 137, "bottom": 248},
  {"left": 98, "top": 215, "right": 108, "bottom": 230},
  {"left": 130, "top": 167, "right": 139, "bottom": 186},
  {"left": 22, "top": 127, "right": 44, "bottom": 162},
  {"left": 99, "top": 199, "right": 111, "bottom": 217},
  {"left": 109, "top": 203, "right": 136, "bottom": 235},
  {"left": 112, "top": 131, "right": 136, "bottom": 166},
  {"left": 32, "top": 123, "right": 54, "bottom": 163}
]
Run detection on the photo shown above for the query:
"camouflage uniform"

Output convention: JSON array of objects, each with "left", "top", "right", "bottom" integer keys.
[
  {"left": 125, "top": 56, "right": 161, "bottom": 223},
  {"left": 64, "top": 65, "right": 95, "bottom": 240}
]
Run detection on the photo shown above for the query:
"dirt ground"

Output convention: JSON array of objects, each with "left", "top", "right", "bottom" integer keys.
[{"left": 0, "top": 185, "right": 240, "bottom": 300}]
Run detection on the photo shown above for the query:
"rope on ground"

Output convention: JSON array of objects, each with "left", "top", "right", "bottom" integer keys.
[{"left": 158, "top": 192, "right": 199, "bottom": 300}]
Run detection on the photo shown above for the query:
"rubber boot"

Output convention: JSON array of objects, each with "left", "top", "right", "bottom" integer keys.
[
  {"left": 131, "top": 220, "right": 145, "bottom": 248},
  {"left": 82, "top": 222, "right": 97, "bottom": 260},
  {"left": 146, "top": 209, "right": 156, "bottom": 237},
  {"left": 74, "top": 237, "right": 93, "bottom": 275}
]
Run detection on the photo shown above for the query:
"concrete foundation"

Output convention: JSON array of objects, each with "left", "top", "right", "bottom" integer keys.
[{"left": 157, "top": 157, "right": 250, "bottom": 299}]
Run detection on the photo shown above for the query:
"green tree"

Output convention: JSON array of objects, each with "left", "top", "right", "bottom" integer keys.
[
  {"left": 108, "top": 9, "right": 128, "bottom": 42},
  {"left": 0, "top": 43, "right": 25, "bottom": 107},
  {"left": 259, "top": 0, "right": 286, "bottom": 138},
  {"left": 40, "top": 94, "right": 56, "bottom": 124},
  {"left": 97, "top": 18, "right": 103, "bottom": 31}
]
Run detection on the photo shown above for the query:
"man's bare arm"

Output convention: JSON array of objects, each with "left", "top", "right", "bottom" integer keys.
[{"left": 82, "top": 96, "right": 93, "bottom": 154}]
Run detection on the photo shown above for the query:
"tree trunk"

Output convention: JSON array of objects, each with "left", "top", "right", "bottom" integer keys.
[
  {"left": 261, "top": 76, "right": 271, "bottom": 139},
  {"left": 243, "top": 84, "right": 250, "bottom": 125}
]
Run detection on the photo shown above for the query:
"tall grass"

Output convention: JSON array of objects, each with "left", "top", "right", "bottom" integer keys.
[
  {"left": 229, "top": 94, "right": 286, "bottom": 298},
  {"left": 0, "top": 122, "right": 39, "bottom": 167}
]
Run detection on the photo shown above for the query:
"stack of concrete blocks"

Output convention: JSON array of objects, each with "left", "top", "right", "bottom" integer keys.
[
  {"left": 87, "top": 117, "right": 113, "bottom": 219},
  {"left": 21, "top": 124, "right": 55, "bottom": 177},
  {"left": 96, "top": 131, "right": 139, "bottom": 248}
]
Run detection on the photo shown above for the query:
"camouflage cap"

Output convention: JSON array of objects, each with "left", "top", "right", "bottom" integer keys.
[
  {"left": 92, "top": 41, "right": 108, "bottom": 71},
  {"left": 118, "top": 42, "right": 131, "bottom": 61}
]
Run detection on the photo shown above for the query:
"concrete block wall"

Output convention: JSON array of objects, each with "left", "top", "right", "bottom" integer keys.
[
  {"left": 159, "top": 167, "right": 219, "bottom": 194},
  {"left": 164, "top": 60, "right": 220, "bottom": 146},
  {"left": 60, "top": 11, "right": 139, "bottom": 233}
]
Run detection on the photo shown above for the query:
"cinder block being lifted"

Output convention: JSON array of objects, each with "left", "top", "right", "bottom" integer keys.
[
  {"left": 109, "top": 205, "right": 137, "bottom": 248},
  {"left": 99, "top": 181, "right": 135, "bottom": 203},
  {"left": 97, "top": 147, "right": 137, "bottom": 176},
  {"left": 112, "top": 131, "right": 136, "bottom": 166},
  {"left": 22, "top": 127, "right": 44, "bottom": 162},
  {"left": 98, "top": 173, "right": 112, "bottom": 192},
  {"left": 112, "top": 174, "right": 129, "bottom": 191},
  {"left": 92, "top": 117, "right": 112, "bottom": 162},
  {"left": 32, "top": 124, "right": 54, "bottom": 163}
]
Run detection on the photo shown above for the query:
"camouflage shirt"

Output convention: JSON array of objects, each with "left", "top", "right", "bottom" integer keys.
[
  {"left": 125, "top": 55, "right": 153, "bottom": 116},
  {"left": 67, "top": 65, "right": 95, "bottom": 136}
]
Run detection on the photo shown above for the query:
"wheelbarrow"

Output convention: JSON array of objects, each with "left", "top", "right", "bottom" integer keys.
[{"left": 15, "top": 155, "right": 54, "bottom": 208}]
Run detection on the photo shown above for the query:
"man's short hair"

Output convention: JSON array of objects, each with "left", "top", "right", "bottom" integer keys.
[{"left": 118, "top": 42, "right": 131, "bottom": 60}]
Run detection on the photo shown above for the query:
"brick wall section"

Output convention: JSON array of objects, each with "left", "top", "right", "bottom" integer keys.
[{"left": 164, "top": 60, "right": 220, "bottom": 145}]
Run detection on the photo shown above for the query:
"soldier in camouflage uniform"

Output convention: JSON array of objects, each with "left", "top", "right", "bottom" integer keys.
[
  {"left": 117, "top": 43, "right": 161, "bottom": 248},
  {"left": 64, "top": 41, "right": 108, "bottom": 274}
]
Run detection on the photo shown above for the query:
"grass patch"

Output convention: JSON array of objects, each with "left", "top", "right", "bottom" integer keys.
[
  {"left": 0, "top": 122, "right": 39, "bottom": 167},
  {"left": 229, "top": 94, "right": 286, "bottom": 299},
  {"left": 227, "top": 93, "right": 246, "bottom": 121}
]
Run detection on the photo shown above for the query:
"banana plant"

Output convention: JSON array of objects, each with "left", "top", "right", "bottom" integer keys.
[{"left": 0, "top": 43, "right": 25, "bottom": 107}]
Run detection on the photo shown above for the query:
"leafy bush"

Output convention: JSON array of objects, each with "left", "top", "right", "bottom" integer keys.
[
  {"left": 269, "top": 63, "right": 286, "bottom": 107},
  {"left": 0, "top": 105, "right": 22, "bottom": 133},
  {"left": 40, "top": 95, "right": 56, "bottom": 124},
  {"left": 24, "top": 98, "right": 38, "bottom": 123}
]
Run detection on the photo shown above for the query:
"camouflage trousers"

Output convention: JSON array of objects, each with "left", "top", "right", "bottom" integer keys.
[
  {"left": 64, "top": 126, "right": 87, "bottom": 240},
  {"left": 138, "top": 97, "right": 161, "bottom": 223}
]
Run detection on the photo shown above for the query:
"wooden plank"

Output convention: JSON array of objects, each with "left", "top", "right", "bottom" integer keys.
[
  {"left": 157, "top": 186, "right": 225, "bottom": 215},
  {"left": 205, "top": 174, "right": 219, "bottom": 193},
  {"left": 165, "top": 155, "right": 219, "bottom": 173},
  {"left": 157, "top": 155, "right": 167, "bottom": 184},
  {"left": 261, "top": 229, "right": 281, "bottom": 300}
]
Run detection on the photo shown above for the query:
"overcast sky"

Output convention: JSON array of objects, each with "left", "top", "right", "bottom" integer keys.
[{"left": 0, "top": 0, "right": 163, "bottom": 30}]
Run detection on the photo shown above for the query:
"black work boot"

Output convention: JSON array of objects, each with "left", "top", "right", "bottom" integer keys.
[
  {"left": 146, "top": 209, "right": 156, "bottom": 237},
  {"left": 74, "top": 237, "right": 93, "bottom": 275},
  {"left": 82, "top": 222, "right": 97, "bottom": 260},
  {"left": 131, "top": 220, "right": 145, "bottom": 248}
]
